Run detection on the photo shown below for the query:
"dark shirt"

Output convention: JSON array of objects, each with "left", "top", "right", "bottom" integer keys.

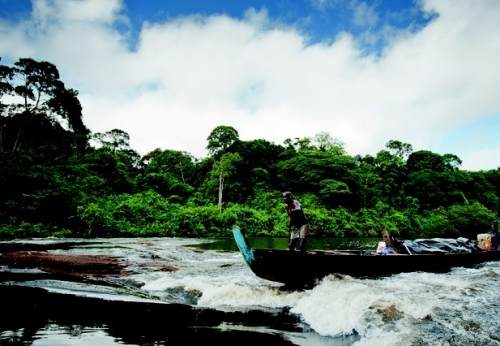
[
  {"left": 491, "top": 224, "right": 499, "bottom": 236},
  {"left": 285, "top": 200, "right": 309, "bottom": 228}
]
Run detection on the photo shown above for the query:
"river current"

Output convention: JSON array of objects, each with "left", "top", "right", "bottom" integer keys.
[{"left": 1, "top": 236, "right": 500, "bottom": 346}]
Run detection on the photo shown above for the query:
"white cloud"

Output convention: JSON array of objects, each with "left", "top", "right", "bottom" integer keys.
[
  {"left": 352, "top": 2, "right": 378, "bottom": 27},
  {"left": 1, "top": 0, "right": 499, "bottom": 170},
  {"left": 461, "top": 148, "right": 500, "bottom": 172},
  {"left": 306, "top": 0, "right": 342, "bottom": 11},
  {"left": 31, "top": 0, "right": 125, "bottom": 24}
]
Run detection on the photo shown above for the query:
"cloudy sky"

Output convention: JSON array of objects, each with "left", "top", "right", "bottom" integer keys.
[{"left": 1, "top": 0, "right": 499, "bottom": 170}]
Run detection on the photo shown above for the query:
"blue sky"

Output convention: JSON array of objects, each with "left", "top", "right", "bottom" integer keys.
[
  {"left": 1, "top": 0, "right": 499, "bottom": 170},
  {"left": 1, "top": 0, "right": 431, "bottom": 52}
]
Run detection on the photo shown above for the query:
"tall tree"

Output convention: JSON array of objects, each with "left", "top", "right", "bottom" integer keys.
[
  {"left": 0, "top": 58, "right": 89, "bottom": 154},
  {"left": 484, "top": 168, "right": 500, "bottom": 216},
  {"left": 406, "top": 150, "right": 466, "bottom": 210},
  {"left": 368, "top": 140, "right": 413, "bottom": 209},
  {"left": 229, "top": 139, "right": 286, "bottom": 199},
  {"left": 385, "top": 140, "right": 413, "bottom": 160},
  {"left": 354, "top": 154, "right": 384, "bottom": 210},
  {"left": 277, "top": 150, "right": 358, "bottom": 208},
  {"left": 312, "top": 131, "right": 346, "bottom": 155},
  {"left": 211, "top": 152, "right": 242, "bottom": 212},
  {"left": 139, "top": 149, "right": 197, "bottom": 200},
  {"left": 92, "top": 129, "right": 132, "bottom": 152},
  {"left": 0, "top": 59, "right": 15, "bottom": 152},
  {"left": 76, "top": 129, "right": 141, "bottom": 197},
  {"left": 206, "top": 126, "right": 240, "bottom": 210},
  {"left": 206, "top": 125, "right": 239, "bottom": 156}
]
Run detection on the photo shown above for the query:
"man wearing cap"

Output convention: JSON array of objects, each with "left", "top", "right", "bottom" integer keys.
[{"left": 282, "top": 191, "right": 310, "bottom": 253}]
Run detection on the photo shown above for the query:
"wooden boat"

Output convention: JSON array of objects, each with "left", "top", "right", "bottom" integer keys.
[{"left": 232, "top": 226, "right": 500, "bottom": 285}]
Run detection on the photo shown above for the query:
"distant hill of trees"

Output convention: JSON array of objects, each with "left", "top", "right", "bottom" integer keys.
[{"left": 1, "top": 58, "right": 498, "bottom": 239}]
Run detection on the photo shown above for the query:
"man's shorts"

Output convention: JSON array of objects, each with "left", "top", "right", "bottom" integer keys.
[{"left": 290, "top": 224, "right": 309, "bottom": 239}]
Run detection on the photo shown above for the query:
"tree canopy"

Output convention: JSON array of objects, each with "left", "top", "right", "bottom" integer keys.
[{"left": 1, "top": 57, "right": 499, "bottom": 240}]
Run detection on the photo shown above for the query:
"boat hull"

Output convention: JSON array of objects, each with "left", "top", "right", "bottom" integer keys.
[{"left": 232, "top": 226, "right": 500, "bottom": 285}]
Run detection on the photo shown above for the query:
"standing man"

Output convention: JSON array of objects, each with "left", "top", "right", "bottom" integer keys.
[
  {"left": 282, "top": 191, "right": 309, "bottom": 253},
  {"left": 491, "top": 220, "right": 499, "bottom": 250}
]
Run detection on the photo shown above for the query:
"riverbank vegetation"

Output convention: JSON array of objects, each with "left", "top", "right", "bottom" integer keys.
[{"left": 1, "top": 58, "right": 499, "bottom": 240}]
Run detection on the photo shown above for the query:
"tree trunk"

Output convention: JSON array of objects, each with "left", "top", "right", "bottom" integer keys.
[
  {"left": 218, "top": 173, "right": 224, "bottom": 213},
  {"left": 12, "top": 125, "right": 24, "bottom": 153}
]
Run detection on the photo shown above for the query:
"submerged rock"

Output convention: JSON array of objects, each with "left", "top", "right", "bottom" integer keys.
[{"left": 0, "top": 250, "right": 125, "bottom": 277}]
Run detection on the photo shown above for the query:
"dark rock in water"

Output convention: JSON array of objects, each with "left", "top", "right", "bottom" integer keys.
[{"left": 0, "top": 250, "right": 125, "bottom": 277}]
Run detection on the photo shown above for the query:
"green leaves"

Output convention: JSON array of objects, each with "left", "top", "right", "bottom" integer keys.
[
  {"left": 1, "top": 58, "right": 89, "bottom": 154},
  {"left": 206, "top": 125, "right": 239, "bottom": 156},
  {"left": 1, "top": 58, "right": 499, "bottom": 240}
]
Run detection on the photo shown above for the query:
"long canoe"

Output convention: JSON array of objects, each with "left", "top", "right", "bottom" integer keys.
[{"left": 232, "top": 226, "right": 500, "bottom": 285}]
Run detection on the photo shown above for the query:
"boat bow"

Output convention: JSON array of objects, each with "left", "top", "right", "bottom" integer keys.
[{"left": 232, "top": 226, "right": 255, "bottom": 265}]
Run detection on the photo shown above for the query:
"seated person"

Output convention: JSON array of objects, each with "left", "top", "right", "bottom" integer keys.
[{"left": 381, "top": 230, "right": 409, "bottom": 254}]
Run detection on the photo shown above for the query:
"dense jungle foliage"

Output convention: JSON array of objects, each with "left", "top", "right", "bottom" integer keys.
[{"left": 1, "top": 58, "right": 499, "bottom": 240}]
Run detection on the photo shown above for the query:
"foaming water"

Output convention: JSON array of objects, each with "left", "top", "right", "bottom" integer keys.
[
  {"left": 138, "top": 253, "right": 500, "bottom": 345},
  {"left": 289, "top": 264, "right": 500, "bottom": 345},
  {"left": 2, "top": 237, "right": 500, "bottom": 345}
]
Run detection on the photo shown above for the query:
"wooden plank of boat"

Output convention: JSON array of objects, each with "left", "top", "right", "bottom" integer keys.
[{"left": 232, "top": 226, "right": 500, "bottom": 285}]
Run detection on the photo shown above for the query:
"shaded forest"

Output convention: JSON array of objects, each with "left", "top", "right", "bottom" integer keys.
[{"left": 1, "top": 58, "right": 499, "bottom": 240}]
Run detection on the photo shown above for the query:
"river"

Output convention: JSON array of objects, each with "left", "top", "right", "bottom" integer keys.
[{"left": 1, "top": 236, "right": 500, "bottom": 346}]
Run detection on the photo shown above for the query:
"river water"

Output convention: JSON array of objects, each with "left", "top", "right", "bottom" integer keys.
[{"left": 1, "top": 236, "right": 500, "bottom": 346}]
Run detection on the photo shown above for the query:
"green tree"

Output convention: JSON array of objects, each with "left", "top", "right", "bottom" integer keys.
[
  {"left": 0, "top": 58, "right": 92, "bottom": 237},
  {"left": 482, "top": 168, "right": 500, "bottom": 216},
  {"left": 205, "top": 126, "right": 242, "bottom": 210},
  {"left": 406, "top": 150, "right": 466, "bottom": 210},
  {"left": 277, "top": 150, "right": 358, "bottom": 208},
  {"left": 206, "top": 125, "right": 239, "bottom": 156},
  {"left": 229, "top": 138, "right": 286, "bottom": 200},
  {"left": 386, "top": 140, "right": 413, "bottom": 160},
  {"left": 447, "top": 202, "right": 495, "bottom": 239},
  {"left": 138, "top": 149, "right": 197, "bottom": 202},
  {"left": 92, "top": 129, "right": 132, "bottom": 152},
  {"left": 461, "top": 171, "right": 498, "bottom": 211},
  {"left": 312, "top": 131, "right": 346, "bottom": 155},
  {"left": 354, "top": 154, "right": 384, "bottom": 210},
  {"left": 0, "top": 58, "right": 89, "bottom": 154},
  {"left": 211, "top": 152, "right": 242, "bottom": 212},
  {"left": 371, "top": 141, "right": 410, "bottom": 209},
  {"left": 0, "top": 60, "right": 15, "bottom": 151}
]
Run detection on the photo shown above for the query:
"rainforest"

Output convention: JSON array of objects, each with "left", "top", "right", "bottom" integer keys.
[{"left": 1, "top": 58, "right": 499, "bottom": 240}]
